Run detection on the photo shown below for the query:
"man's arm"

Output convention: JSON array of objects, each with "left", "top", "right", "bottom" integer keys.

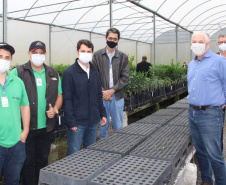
[
  {"left": 46, "top": 73, "right": 63, "bottom": 118},
  {"left": 62, "top": 70, "right": 76, "bottom": 129},
  {"left": 218, "top": 58, "right": 226, "bottom": 106},
  {"left": 103, "top": 55, "right": 129, "bottom": 100},
  {"left": 46, "top": 94, "right": 63, "bottom": 118},
  {"left": 20, "top": 105, "right": 30, "bottom": 143},
  {"left": 112, "top": 55, "right": 129, "bottom": 92}
]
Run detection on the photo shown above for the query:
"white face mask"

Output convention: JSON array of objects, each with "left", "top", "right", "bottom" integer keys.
[
  {"left": 191, "top": 43, "right": 206, "bottom": 56},
  {"left": 31, "top": 54, "right": 45, "bottom": 66},
  {"left": 0, "top": 59, "right": 10, "bottom": 73},
  {"left": 219, "top": 43, "right": 226, "bottom": 52},
  {"left": 79, "top": 53, "right": 92, "bottom": 64}
]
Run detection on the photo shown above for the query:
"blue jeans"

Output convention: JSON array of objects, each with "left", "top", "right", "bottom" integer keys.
[
  {"left": 0, "top": 141, "right": 26, "bottom": 185},
  {"left": 189, "top": 106, "right": 226, "bottom": 185},
  {"left": 67, "top": 124, "right": 98, "bottom": 155},
  {"left": 100, "top": 93, "right": 124, "bottom": 140}
]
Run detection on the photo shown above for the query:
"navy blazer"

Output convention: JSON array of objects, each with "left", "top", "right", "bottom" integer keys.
[{"left": 62, "top": 59, "right": 106, "bottom": 128}]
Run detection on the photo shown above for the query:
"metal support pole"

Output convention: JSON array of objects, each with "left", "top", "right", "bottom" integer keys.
[
  {"left": 153, "top": 14, "right": 156, "bottom": 69},
  {"left": 89, "top": 32, "right": 91, "bottom": 41},
  {"left": 109, "top": 0, "right": 113, "bottom": 28},
  {"left": 150, "top": 43, "right": 152, "bottom": 66},
  {"left": 3, "top": 0, "right": 7, "bottom": 42},
  {"left": 190, "top": 32, "right": 193, "bottom": 61},
  {"left": 49, "top": 25, "right": 52, "bottom": 66},
  {"left": 176, "top": 26, "right": 178, "bottom": 62},
  {"left": 136, "top": 41, "right": 138, "bottom": 65}
]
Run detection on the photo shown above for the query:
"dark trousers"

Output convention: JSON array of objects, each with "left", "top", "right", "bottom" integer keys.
[{"left": 22, "top": 128, "right": 53, "bottom": 185}]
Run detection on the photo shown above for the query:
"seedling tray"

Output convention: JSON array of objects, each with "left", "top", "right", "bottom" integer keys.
[
  {"left": 136, "top": 115, "right": 175, "bottom": 125},
  {"left": 151, "top": 108, "right": 184, "bottom": 117},
  {"left": 90, "top": 155, "right": 172, "bottom": 185},
  {"left": 167, "top": 103, "right": 188, "bottom": 109},
  {"left": 88, "top": 133, "right": 145, "bottom": 157},
  {"left": 167, "top": 116, "right": 189, "bottom": 127},
  {"left": 117, "top": 122, "right": 160, "bottom": 138},
  {"left": 39, "top": 149, "right": 121, "bottom": 185},
  {"left": 130, "top": 137, "right": 188, "bottom": 175}
]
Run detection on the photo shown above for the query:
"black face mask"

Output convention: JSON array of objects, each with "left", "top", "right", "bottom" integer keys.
[{"left": 106, "top": 40, "right": 118, "bottom": 48}]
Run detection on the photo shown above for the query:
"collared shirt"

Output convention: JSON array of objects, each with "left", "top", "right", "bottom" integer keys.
[
  {"left": 11, "top": 67, "right": 62, "bottom": 129},
  {"left": 78, "top": 61, "right": 90, "bottom": 79},
  {"left": 0, "top": 71, "right": 29, "bottom": 148},
  {"left": 106, "top": 48, "right": 115, "bottom": 88},
  {"left": 187, "top": 49, "right": 226, "bottom": 106},
  {"left": 220, "top": 53, "right": 226, "bottom": 59}
]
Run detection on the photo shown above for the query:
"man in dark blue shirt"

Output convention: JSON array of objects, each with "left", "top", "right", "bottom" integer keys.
[
  {"left": 62, "top": 39, "right": 107, "bottom": 155},
  {"left": 188, "top": 31, "right": 226, "bottom": 185}
]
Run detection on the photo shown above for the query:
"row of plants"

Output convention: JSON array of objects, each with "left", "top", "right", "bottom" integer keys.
[
  {"left": 10, "top": 56, "right": 187, "bottom": 112},
  {"left": 124, "top": 56, "right": 187, "bottom": 111}
]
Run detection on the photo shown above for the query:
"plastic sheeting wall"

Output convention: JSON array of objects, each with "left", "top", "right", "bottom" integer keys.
[{"left": 1, "top": 19, "right": 221, "bottom": 67}]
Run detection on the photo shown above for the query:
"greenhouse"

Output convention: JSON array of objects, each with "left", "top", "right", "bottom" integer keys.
[
  {"left": 1, "top": 0, "right": 226, "bottom": 65},
  {"left": 0, "top": 0, "right": 226, "bottom": 185}
]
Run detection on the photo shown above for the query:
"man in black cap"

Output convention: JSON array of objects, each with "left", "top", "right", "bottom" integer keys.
[
  {"left": 11, "top": 41, "right": 63, "bottom": 185},
  {"left": 0, "top": 43, "right": 30, "bottom": 184}
]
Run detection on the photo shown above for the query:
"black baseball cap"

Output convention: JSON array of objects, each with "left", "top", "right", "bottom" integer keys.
[
  {"left": 29, "top": 41, "right": 46, "bottom": 52},
  {"left": 0, "top": 42, "right": 15, "bottom": 55}
]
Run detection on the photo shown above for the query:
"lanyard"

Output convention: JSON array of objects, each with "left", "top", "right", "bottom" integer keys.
[{"left": 2, "top": 75, "right": 8, "bottom": 96}]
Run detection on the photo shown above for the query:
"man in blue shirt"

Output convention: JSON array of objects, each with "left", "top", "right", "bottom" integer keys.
[{"left": 188, "top": 31, "right": 226, "bottom": 185}]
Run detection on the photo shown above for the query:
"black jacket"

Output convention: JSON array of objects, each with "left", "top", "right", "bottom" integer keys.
[
  {"left": 62, "top": 59, "right": 106, "bottom": 129},
  {"left": 16, "top": 61, "right": 59, "bottom": 132},
  {"left": 92, "top": 47, "right": 129, "bottom": 100},
  {"left": 136, "top": 61, "right": 152, "bottom": 76}
]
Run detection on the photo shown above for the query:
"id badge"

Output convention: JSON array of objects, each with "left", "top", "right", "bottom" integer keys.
[
  {"left": 1, "top": 96, "right": 9, "bottom": 108},
  {"left": 37, "top": 78, "right": 42, "bottom": 86}
]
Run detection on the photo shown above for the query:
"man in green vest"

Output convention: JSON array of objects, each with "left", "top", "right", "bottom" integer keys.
[
  {"left": 0, "top": 42, "right": 30, "bottom": 184},
  {"left": 11, "top": 41, "right": 63, "bottom": 185}
]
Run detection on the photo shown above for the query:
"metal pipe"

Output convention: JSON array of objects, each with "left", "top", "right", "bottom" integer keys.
[
  {"left": 49, "top": 25, "right": 52, "bottom": 66},
  {"left": 153, "top": 14, "right": 156, "bottom": 69},
  {"left": 3, "top": 0, "right": 7, "bottom": 42},
  {"left": 109, "top": 0, "right": 113, "bottom": 28},
  {"left": 136, "top": 41, "right": 138, "bottom": 65},
  {"left": 190, "top": 32, "right": 192, "bottom": 61},
  {"left": 176, "top": 26, "right": 178, "bottom": 62}
]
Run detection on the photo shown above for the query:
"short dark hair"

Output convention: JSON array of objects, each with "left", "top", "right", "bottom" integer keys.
[
  {"left": 142, "top": 56, "right": 147, "bottom": 60},
  {"left": 218, "top": 34, "right": 226, "bottom": 39},
  {"left": 106, "top": 28, "right": 120, "bottom": 40},
  {"left": 77, "top": 39, "right": 94, "bottom": 52}
]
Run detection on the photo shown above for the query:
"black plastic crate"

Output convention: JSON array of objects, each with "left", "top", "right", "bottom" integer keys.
[
  {"left": 130, "top": 137, "right": 188, "bottom": 175},
  {"left": 167, "top": 116, "right": 189, "bottom": 127},
  {"left": 136, "top": 115, "right": 175, "bottom": 125},
  {"left": 117, "top": 122, "right": 160, "bottom": 138},
  {"left": 151, "top": 108, "right": 185, "bottom": 117},
  {"left": 39, "top": 149, "right": 121, "bottom": 185},
  {"left": 88, "top": 133, "right": 145, "bottom": 157},
  {"left": 151, "top": 125, "right": 191, "bottom": 148},
  {"left": 90, "top": 155, "right": 172, "bottom": 185},
  {"left": 178, "top": 109, "right": 189, "bottom": 117},
  {"left": 176, "top": 98, "right": 188, "bottom": 104},
  {"left": 167, "top": 103, "right": 188, "bottom": 109}
]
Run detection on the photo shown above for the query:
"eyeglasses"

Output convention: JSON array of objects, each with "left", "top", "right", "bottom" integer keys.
[
  {"left": 218, "top": 41, "right": 226, "bottom": 44},
  {"left": 107, "top": 37, "right": 118, "bottom": 42}
]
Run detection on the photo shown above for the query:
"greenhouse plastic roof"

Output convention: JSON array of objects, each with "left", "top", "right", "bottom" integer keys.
[{"left": 3, "top": 0, "right": 226, "bottom": 43}]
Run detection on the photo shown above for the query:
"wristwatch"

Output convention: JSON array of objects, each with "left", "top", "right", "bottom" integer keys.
[{"left": 54, "top": 107, "right": 59, "bottom": 114}]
